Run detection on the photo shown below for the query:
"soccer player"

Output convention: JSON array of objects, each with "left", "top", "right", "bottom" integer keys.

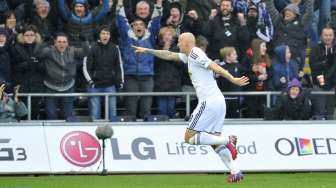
[{"left": 133, "top": 32, "right": 248, "bottom": 182}]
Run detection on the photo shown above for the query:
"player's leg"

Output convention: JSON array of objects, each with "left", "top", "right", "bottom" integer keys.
[
  {"left": 185, "top": 98, "right": 232, "bottom": 146},
  {"left": 187, "top": 130, "right": 231, "bottom": 145},
  {"left": 213, "top": 145, "right": 243, "bottom": 183}
]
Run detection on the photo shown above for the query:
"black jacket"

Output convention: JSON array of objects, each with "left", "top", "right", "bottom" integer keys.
[
  {"left": 0, "top": 45, "right": 11, "bottom": 87},
  {"left": 201, "top": 13, "right": 250, "bottom": 60},
  {"left": 310, "top": 41, "right": 336, "bottom": 89},
  {"left": 84, "top": 41, "right": 123, "bottom": 88},
  {"left": 10, "top": 35, "right": 44, "bottom": 92},
  {"left": 154, "top": 47, "right": 183, "bottom": 92}
]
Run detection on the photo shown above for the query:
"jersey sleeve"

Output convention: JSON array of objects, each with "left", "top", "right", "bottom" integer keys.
[
  {"left": 178, "top": 53, "right": 188, "bottom": 64},
  {"left": 190, "top": 47, "right": 211, "bottom": 68}
]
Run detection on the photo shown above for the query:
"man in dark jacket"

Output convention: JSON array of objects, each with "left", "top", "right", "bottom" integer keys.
[
  {"left": 38, "top": 32, "right": 87, "bottom": 120},
  {"left": 201, "top": 0, "right": 250, "bottom": 61},
  {"left": 310, "top": 27, "right": 336, "bottom": 120},
  {"left": 83, "top": 25, "right": 124, "bottom": 120}
]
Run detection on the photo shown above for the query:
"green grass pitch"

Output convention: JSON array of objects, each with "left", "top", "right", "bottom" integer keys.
[{"left": 0, "top": 172, "right": 335, "bottom": 188}]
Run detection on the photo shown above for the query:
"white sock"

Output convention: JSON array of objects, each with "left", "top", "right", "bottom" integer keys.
[
  {"left": 189, "top": 132, "right": 229, "bottom": 145},
  {"left": 215, "top": 145, "right": 240, "bottom": 175}
]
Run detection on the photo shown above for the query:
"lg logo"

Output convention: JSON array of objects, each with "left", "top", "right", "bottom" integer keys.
[
  {"left": 111, "top": 137, "right": 156, "bottom": 160},
  {"left": 60, "top": 131, "right": 101, "bottom": 167},
  {"left": 0, "top": 138, "right": 27, "bottom": 161}
]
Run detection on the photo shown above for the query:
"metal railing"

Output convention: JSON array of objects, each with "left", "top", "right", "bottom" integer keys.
[{"left": 18, "top": 91, "right": 335, "bottom": 120}]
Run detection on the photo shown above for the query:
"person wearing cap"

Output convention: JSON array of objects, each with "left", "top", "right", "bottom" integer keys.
[
  {"left": 264, "top": 0, "right": 313, "bottom": 74},
  {"left": 83, "top": 25, "right": 124, "bottom": 121},
  {"left": 24, "top": 0, "right": 58, "bottom": 43},
  {"left": 269, "top": 78, "right": 312, "bottom": 120}
]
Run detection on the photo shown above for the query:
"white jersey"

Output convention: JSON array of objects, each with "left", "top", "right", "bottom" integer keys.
[{"left": 178, "top": 47, "right": 222, "bottom": 101}]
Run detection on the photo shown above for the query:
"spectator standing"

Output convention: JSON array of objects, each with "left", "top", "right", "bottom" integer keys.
[
  {"left": 241, "top": 38, "right": 273, "bottom": 118},
  {"left": 116, "top": 0, "right": 162, "bottom": 118},
  {"left": 58, "top": 0, "right": 109, "bottom": 47},
  {"left": 310, "top": 27, "right": 336, "bottom": 120},
  {"left": 10, "top": 25, "right": 44, "bottom": 93},
  {"left": 10, "top": 25, "right": 44, "bottom": 119},
  {"left": 201, "top": 0, "right": 250, "bottom": 61},
  {"left": 24, "top": 0, "right": 58, "bottom": 43},
  {"left": 96, "top": 0, "right": 119, "bottom": 43},
  {"left": 154, "top": 26, "right": 183, "bottom": 118},
  {"left": 265, "top": 0, "right": 313, "bottom": 71},
  {"left": 83, "top": 25, "right": 124, "bottom": 120},
  {"left": 217, "top": 47, "right": 244, "bottom": 118},
  {"left": 246, "top": 2, "right": 273, "bottom": 43},
  {"left": 38, "top": 33, "right": 87, "bottom": 120}
]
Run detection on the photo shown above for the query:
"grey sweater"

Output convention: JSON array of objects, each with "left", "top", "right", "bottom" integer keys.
[{"left": 39, "top": 46, "right": 86, "bottom": 91}]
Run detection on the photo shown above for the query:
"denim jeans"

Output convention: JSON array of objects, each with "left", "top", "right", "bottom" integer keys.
[
  {"left": 157, "top": 96, "right": 176, "bottom": 118},
  {"left": 45, "top": 87, "right": 74, "bottom": 120},
  {"left": 87, "top": 85, "right": 116, "bottom": 120}
]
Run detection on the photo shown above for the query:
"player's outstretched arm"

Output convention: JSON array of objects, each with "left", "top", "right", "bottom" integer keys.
[
  {"left": 132, "top": 45, "right": 180, "bottom": 62},
  {"left": 208, "top": 62, "right": 249, "bottom": 86}
]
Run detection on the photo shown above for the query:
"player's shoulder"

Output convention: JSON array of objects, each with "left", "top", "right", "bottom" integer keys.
[{"left": 189, "top": 47, "right": 206, "bottom": 60}]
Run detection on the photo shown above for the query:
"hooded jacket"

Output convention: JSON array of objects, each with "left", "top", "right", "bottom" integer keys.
[
  {"left": 272, "top": 45, "right": 299, "bottom": 91},
  {"left": 58, "top": 0, "right": 109, "bottom": 45},
  {"left": 116, "top": 4, "right": 161, "bottom": 76}
]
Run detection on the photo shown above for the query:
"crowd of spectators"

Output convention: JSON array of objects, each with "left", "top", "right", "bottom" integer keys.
[{"left": 0, "top": 0, "right": 335, "bottom": 121}]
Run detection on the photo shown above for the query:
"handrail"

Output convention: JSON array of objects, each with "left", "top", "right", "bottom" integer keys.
[{"left": 16, "top": 91, "right": 335, "bottom": 120}]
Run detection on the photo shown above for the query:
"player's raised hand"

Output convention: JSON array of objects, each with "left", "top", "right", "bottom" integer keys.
[
  {"left": 132, "top": 45, "right": 148, "bottom": 54},
  {"left": 231, "top": 76, "right": 249, "bottom": 86}
]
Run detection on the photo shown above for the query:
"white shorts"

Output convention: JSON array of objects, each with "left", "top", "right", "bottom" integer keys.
[{"left": 187, "top": 94, "right": 226, "bottom": 134}]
